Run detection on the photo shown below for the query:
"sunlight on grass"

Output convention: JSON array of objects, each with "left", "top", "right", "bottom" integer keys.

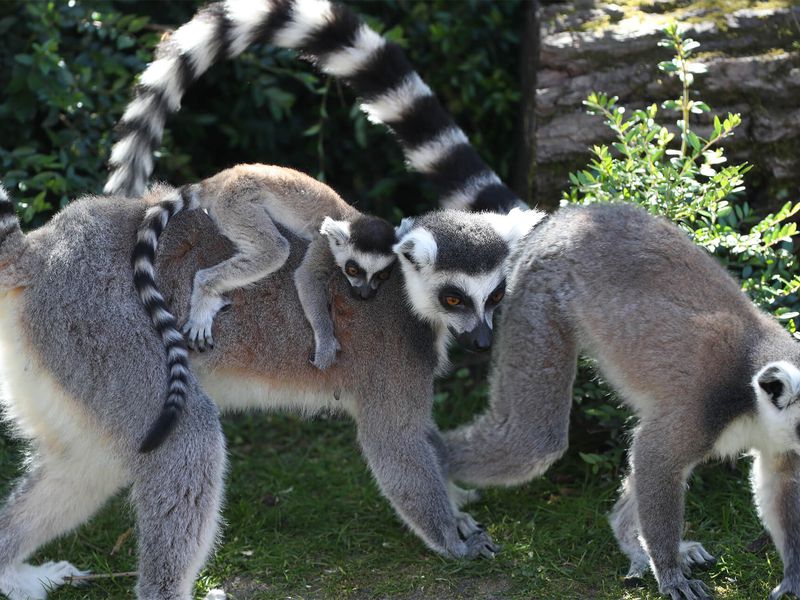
[{"left": 0, "top": 412, "right": 785, "bottom": 599}]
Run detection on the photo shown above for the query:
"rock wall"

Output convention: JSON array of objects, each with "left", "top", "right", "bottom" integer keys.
[{"left": 521, "top": 1, "right": 800, "bottom": 211}]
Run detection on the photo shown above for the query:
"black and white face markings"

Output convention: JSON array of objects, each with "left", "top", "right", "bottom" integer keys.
[
  {"left": 320, "top": 214, "right": 397, "bottom": 300},
  {"left": 393, "top": 208, "right": 543, "bottom": 354},
  {"left": 752, "top": 361, "right": 800, "bottom": 448}
]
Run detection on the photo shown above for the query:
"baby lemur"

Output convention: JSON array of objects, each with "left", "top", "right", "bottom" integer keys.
[
  {"left": 133, "top": 163, "right": 395, "bottom": 451},
  {"left": 445, "top": 203, "right": 800, "bottom": 600}
]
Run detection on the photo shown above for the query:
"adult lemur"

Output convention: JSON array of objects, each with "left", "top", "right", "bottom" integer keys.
[
  {"left": 0, "top": 2, "right": 542, "bottom": 598},
  {"left": 444, "top": 204, "right": 800, "bottom": 600},
  {"left": 134, "top": 163, "right": 398, "bottom": 451}
]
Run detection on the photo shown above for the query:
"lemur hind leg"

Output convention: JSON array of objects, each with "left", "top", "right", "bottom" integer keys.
[
  {"left": 444, "top": 284, "right": 577, "bottom": 487},
  {"left": 184, "top": 200, "right": 290, "bottom": 350},
  {"left": 751, "top": 451, "right": 800, "bottom": 600},
  {"left": 131, "top": 391, "right": 226, "bottom": 600},
  {"left": 0, "top": 452, "right": 128, "bottom": 600},
  {"left": 631, "top": 420, "right": 712, "bottom": 600},
  {"left": 610, "top": 473, "right": 715, "bottom": 587}
]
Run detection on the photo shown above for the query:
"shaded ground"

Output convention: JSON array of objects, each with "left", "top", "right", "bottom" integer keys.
[{"left": 0, "top": 411, "right": 782, "bottom": 600}]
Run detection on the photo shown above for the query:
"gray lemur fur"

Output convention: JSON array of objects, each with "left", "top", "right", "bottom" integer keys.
[
  {"left": 133, "top": 163, "right": 396, "bottom": 451},
  {"left": 444, "top": 203, "right": 800, "bottom": 600},
  {"left": 0, "top": 182, "right": 544, "bottom": 599}
]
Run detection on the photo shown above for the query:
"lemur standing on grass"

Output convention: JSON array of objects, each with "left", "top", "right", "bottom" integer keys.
[
  {"left": 444, "top": 204, "right": 800, "bottom": 600},
  {"left": 0, "top": 2, "right": 542, "bottom": 598},
  {"left": 133, "top": 163, "right": 397, "bottom": 451}
]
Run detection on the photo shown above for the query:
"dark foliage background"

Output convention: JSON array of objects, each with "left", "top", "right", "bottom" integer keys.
[{"left": 0, "top": 0, "right": 523, "bottom": 227}]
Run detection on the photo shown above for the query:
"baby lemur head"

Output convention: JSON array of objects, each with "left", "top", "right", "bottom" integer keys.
[
  {"left": 392, "top": 208, "right": 543, "bottom": 353},
  {"left": 320, "top": 214, "right": 397, "bottom": 300},
  {"left": 753, "top": 360, "right": 800, "bottom": 449}
]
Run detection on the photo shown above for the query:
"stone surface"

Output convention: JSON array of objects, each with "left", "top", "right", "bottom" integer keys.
[{"left": 522, "top": 1, "right": 800, "bottom": 211}]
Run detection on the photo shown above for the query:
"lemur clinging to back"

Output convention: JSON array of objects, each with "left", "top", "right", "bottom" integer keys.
[{"left": 134, "top": 163, "right": 397, "bottom": 452}]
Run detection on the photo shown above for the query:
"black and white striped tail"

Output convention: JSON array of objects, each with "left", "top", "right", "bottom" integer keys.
[
  {"left": 105, "top": 0, "right": 524, "bottom": 214},
  {"left": 133, "top": 186, "right": 199, "bottom": 452},
  {"left": 0, "top": 185, "right": 20, "bottom": 239}
]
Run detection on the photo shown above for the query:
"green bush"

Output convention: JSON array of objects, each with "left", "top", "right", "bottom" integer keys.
[
  {"left": 564, "top": 24, "right": 800, "bottom": 475},
  {"left": 0, "top": 0, "right": 523, "bottom": 226}
]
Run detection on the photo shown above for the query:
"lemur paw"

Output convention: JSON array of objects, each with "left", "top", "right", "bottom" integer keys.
[
  {"left": 679, "top": 541, "right": 716, "bottom": 574},
  {"left": 0, "top": 561, "right": 89, "bottom": 600},
  {"left": 455, "top": 511, "right": 483, "bottom": 540},
  {"left": 462, "top": 528, "right": 500, "bottom": 560},
  {"left": 770, "top": 578, "right": 800, "bottom": 600},
  {"left": 660, "top": 576, "right": 712, "bottom": 600},
  {"left": 310, "top": 336, "right": 341, "bottom": 371},
  {"left": 183, "top": 297, "right": 229, "bottom": 351}
]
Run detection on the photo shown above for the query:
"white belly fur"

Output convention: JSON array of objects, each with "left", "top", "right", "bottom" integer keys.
[
  {"left": 0, "top": 290, "right": 123, "bottom": 473},
  {"left": 194, "top": 363, "right": 356, "bottom": 418}
]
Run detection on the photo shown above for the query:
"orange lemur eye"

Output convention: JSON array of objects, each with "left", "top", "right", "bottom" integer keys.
[
  {"left": 377, "top": 269, "right": 392, "bottom": 281},
  {"left": 345, "top": 261, "right": 362, "bottom": 277},
  {"left": 445, "top": 295, "right": 461, "bottom": 306},
  {"left": 488, "top": 281, "right": 506, "bottom": 305}
]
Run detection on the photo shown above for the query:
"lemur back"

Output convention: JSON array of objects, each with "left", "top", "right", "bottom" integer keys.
[
  {"left": 133, "top": 164, "right": 396, "bottom": 451},
  {"left": 445, "top": 203, "right": 800, "bottom": 599}
]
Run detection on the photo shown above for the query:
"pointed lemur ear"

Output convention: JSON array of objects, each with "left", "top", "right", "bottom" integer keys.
[
  {"left": 320, "top": 217, "right": 351, "bottom": 246},
  {"left": 486, "top": 207, "right": 544, "bottom": 248},
  {"left": 393, "top": 227, "right": 437, "bottom": 267},
  {"left": 755, "top": 362, "right": 799, "bottom": 409},
  {"left": 395, "top": 217, "right": 415, "bottom": 239}
]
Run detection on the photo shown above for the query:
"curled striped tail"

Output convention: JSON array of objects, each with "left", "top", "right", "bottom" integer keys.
[
  {"left": 133, "top": 186, "right": 199, "bottom": 452},
  {"left": 106, "top": 0, "right": 524, "bottom": 214}
]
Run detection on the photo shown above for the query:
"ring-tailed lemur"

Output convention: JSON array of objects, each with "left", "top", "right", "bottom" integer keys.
[
  {"left": 444, "top": 203, "right": 800, "bottom": 600},
  {"left": 134, "top": 163, "right": 396, "bottom": 451},
  {"left": 0, "top": 180, "right": 541, "bottom": 599},
  {"left": 104, "top": 0, "right": 525, "bottom": 215}
]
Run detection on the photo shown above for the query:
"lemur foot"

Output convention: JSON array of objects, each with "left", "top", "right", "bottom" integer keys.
[
  {"left": 659, "top": 574, "right": 712, "bottom": 600},
  {"left": 183, "top": 295, "right": 229, "bottom": 351},
  {"left": 462, "top": 528, "right": 500, "bottom": 560},
  {"left": 311, "top": 336, "right": 341, "bottom": 371},
  {"left": 622, "top": 557, "right": 650, "bottom": 587},
  {"left": 770, "top": 578, "right": 800, "bottom": 600},
  {"left": 203, "top": 589, "right": 227, "bottom": 600},
  {"left": 679, "top": 541, "right": 716, "bottom": 574},
  {"left": 0, "top": 561, "right": 88, "bottom": 600},
  {"left": 456, "top": 511, "right": 483, "bottom": 540}
]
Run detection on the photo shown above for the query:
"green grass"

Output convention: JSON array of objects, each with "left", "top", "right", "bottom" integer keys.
[{"left": 0, "top": 408, "right": 785, "bottom": 600}]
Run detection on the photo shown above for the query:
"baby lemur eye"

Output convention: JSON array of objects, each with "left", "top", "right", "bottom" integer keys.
[
  {"left": 377, "top": 267, "right": 392, "bottom": 281},
  {"left": 345, "top": 261, "right": 362, "bottom": 277},
  {"left": 487, "top": 281, "right": 506, "bottom": 305}
]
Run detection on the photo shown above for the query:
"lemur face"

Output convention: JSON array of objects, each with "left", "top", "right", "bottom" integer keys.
[
  {"left": 392, "top": 208, "right": 542, "bottom": 352},
  {"left": 320, "top": 216, "right": 397, "bottom": 300},
  {"left": 753, "top": 361, "right": 800, "bottom": 450}
]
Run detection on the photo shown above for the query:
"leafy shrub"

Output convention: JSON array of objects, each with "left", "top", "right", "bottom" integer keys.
[{"left": 564, "top": 24, "right": 800, "bottom": 475}]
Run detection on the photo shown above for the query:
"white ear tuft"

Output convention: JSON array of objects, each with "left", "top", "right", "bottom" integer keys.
[
  {"left": 320, "top": 217, "right": 351, "bottom": 246},
  {"left": 754, "top": 361, "right": 800, "bottom": 409},
  {"left": 395, "top": 217, "right": 415, "bottom": 239},
  {"left": 393, "top": 227, "right": 437, "bottom": 267},
  {"left": 485, "top": 207, "right": 545, "bottom": 248}
]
